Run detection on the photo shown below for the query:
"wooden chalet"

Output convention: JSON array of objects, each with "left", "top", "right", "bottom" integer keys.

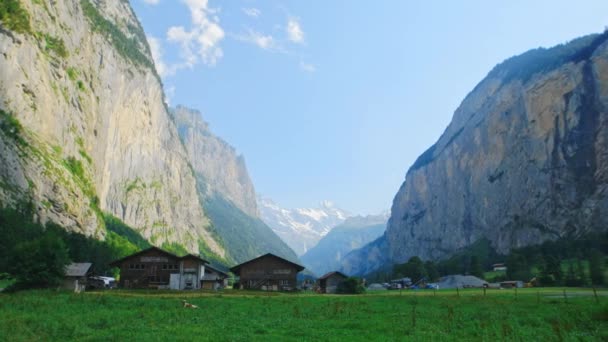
[
  {"left": 318, "top": 271, "right": 348, "bottom": 294},
  {"left": 110, "top": 247, "right": 208, "bottom": 290},
  {"left": 201, "top": 264, "right": 229, "bottom": 290},
  {"left": 230, "top": 253, "right": 304, "bottom": 291},
  {"left": 63, "top": 262, "right": 92, "bottom": 293}
]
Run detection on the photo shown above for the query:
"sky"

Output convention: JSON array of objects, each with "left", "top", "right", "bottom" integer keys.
[{"left": 131, "top": 0, "right": 608, "bottom": 215}]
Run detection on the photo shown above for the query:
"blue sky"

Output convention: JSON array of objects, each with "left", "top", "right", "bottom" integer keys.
[{"left": 131, "top": 0, "right": 608, "bottom": 215}]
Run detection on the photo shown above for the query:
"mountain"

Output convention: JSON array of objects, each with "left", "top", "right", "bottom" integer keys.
[
  {"left": 171, "top": 106, "right": 298, "bottom": 263},
  {"left": 259, "top": 198, "right": 350, "bottom": 255},
  {"left": 0, "top": 0, "right": 227, "bottom": 258},
  {"left": 342, "top": 32, "right": 608, "bottom": 275},
  {"left": 300, "top": 213, "right": 387, "bottom": 276}
]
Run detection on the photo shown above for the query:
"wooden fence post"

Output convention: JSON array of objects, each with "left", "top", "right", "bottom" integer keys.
[
  {"left": 593, "top": 286, "right": 599, "bottom": 304},
  {"left": 456, "top": 287, "right": 460, "bottom": 298},
  {"left": 563, "top": 289, "right": 568, "bottom": 303}
]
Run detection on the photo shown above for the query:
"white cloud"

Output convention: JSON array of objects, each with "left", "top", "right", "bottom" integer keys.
[
  {"left": 299, "top": 61, "right": 316, "bottom": 73},
  {"left": 242, "top": 7, "right": 261, "bottom": 18},
  {"left": 166, "top": 0, "right": 225, "bottom": 67},
  {"left": 286, "top": 17, "right": 304, "bottom": 44},
  {"left": 235, "top": 29, "right": 278, "bottom": 51},
  {"left": 141, "top": 0, "right": 160, "bottom": 4}
]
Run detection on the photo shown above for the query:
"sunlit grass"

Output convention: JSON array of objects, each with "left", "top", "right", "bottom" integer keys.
[{"left": 1, "top": 288, "right": 606, "bottom": 340}]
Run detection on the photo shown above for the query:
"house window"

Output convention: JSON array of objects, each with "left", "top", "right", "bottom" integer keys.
[
  {"left": 162, "top": 264, "right": 167, "bottom": 270},
  {"left": 174, "top": 264, "right": 179, "bottom": 270},
  {"left": 280, "top": 280, "right": 289, "bottom": 286},
  {"left": 129, "top": 264, "right": 135, "bottom": 269}
]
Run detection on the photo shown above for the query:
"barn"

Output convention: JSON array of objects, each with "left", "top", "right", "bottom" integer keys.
[
  {"left": 230, "top": 253, "right": 304, "bottom": 291},
  {"left": 63, "top": 262, "right": 92, "bottom": 293},
  {"left": 201, "top": 264, "right": 229, "bottom": 290},
  {"left": 318, "top": 271, "right": 348, "bottom": 294},
  {"left": 110, "top": 247, "right": 207, "bottom": 290}
]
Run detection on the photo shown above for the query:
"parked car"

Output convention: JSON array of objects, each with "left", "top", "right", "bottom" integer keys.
[{"left": 87, "top": 276, "right": 116, "bottom": 289}]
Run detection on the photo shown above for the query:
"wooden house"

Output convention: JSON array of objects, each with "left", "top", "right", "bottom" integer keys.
[
  {"left": 230, "top": 253, "right": 304, "bottom": 291},
  {"left": 318, "top": 271, "right": 348, "bottom": 294},
  {"left": 63, "top": 262, "right": 92, "bottom": 293},
  {"left": 110, "top": 247, "right": 207, "bottom": 290},
  {"left": 201, "top": 264, "right": 229, "bottom": 290}
]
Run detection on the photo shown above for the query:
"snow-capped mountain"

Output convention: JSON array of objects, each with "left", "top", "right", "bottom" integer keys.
[{"left": 259, "top": 198, "right": 351, "bottom": 256}]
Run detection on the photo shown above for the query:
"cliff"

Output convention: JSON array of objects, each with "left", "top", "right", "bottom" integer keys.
[
  {"left": 0, "top": 0, "right": 224, "bottom": 257},
  {"left": 343, "top": 32, "right": 608, "bottom": 274}
]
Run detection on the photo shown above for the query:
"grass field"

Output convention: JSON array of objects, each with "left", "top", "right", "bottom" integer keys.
[{"left": 1, "top": 288, "right": 607, "bottom": 341}]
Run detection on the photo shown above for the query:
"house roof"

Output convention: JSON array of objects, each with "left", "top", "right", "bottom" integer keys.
[
  {"left": 229, "top": 253, "right": 305, "bottom": 275},
  {"left": 206, "top": 263, "right": 230, "bottom": 277},
  {"left": 65, "top": 262, "right": 92, "bottom": 277},
  {"left": 109, "top": 246, "right": 208, "bottom": 267},
  {"left": 181, "top": 253, "right": 209, "bottom": 263},
  {"left": 318, "top": 271, "right": 348, "bottom": 280}
]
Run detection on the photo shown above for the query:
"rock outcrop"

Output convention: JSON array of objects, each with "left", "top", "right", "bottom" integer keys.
[
  {"left": 0, "top": 0, "right": 224, "bottom": 257},
  {"left": 172, "top": 106, "right": 258, "bottom": 217},
  {"left": 343, "top": 32, "right": 608, "bottom": 274}
]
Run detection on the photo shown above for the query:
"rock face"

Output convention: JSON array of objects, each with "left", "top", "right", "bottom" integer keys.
[
  {"left": 0, "top": 0, "right": 224, "bottom": 257},
  {"left": 301, "top": 213, "right": 387, "bottom": 276},
  {"left": 172, "top": 106, "right": 298, "bottom": 263},
  {"left": 172, "top": 106, "right": 258, "bottom": 217},
  {"left": 343, "top": 32, "right": 608, "bottom": 274},
  {"left": 259, "top": 198, "right": 350, "bottom": 255}
]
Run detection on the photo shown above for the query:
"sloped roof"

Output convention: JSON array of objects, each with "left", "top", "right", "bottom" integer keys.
[
  {"left": 318, "top": 271, "right": 348, "bottom": 280},
  {"left": 65, "top": 262, "right": 92, "bottom": 277},
  {"left": 109, "top": 246, "right": 208, "bottom": 267},
  {"left": 206, "top": 263, "right": 230, "bottom": 276},
  {"left": 230, "top": 253, "right": 305, "bottom": 275}
]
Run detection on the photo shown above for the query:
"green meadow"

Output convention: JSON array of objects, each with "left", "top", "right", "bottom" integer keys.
[{"left": 1, "top": 288, "right": 606, "bottom": 341}]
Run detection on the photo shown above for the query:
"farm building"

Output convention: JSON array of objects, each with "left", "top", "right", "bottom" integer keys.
[
  {"left": 201, "top": 264, "right": 229, "bottom": 290},
  {"left": 110, "top": 247, "right": 208, "bottom": 290},
  {"left": 500, "top": 280, "right": 524, "bottom": 288},
  {"left": 492, "top": 263, "right": 507, "bottom": 271},
  {"left": 230, "top": 253, "right": 305, "bottom": 291},
  {"left": 63, "top": 262, "right": 92, "bottom": 293},
  {"left": 318, "top": 271, "right": 348, "bottom": 293}
]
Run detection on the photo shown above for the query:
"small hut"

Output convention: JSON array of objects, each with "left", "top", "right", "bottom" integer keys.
[
  {"left": 63, "top": 262, "right": 92, "bottom": 293},
  {"left": 318, "top": 271, "right": 348, "bottom": 294},
  {"left": 201, "top": 264, "right": 229, "bottom": 290}
]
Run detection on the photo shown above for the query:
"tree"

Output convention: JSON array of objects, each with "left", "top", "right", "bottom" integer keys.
[
  {"left": 469, "top": 256, "right": 484, "bottom": 278},
  {"left": 336, "top": 277, "right": 365, "bottom": 294},
  {"left": 539, "top": 255, "right": 562, "bottom": 286},
  {"left": 8, "top": 232, "right": 71, "bottom": 290},
  {"left": 506, "top": 252, "right": 531, "bottom": 281},
  {"left": 393, "top": 257, "right": 427, "bottom": 282},
  {"left": 589, "top": 250, "right": 605, "bottom": 285},
  {"left": 425, "top": 261, "right": 440, "bottom": 282}
]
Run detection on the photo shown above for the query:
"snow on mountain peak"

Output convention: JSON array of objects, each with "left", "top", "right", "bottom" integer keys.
[{"left": 258, "top": 197, "right": 351, "bottom": 256}]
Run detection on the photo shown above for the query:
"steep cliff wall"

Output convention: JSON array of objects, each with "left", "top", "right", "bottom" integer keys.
[
  {"left": 343, "top": 32, "right": 608, "bottom": 274},
  {"left": 172, "top": 106, "right": 258, "bottom": 217},
  {"left": 172, "top": 106, "right": 298, "bottom": 263},
  {"left": 0, "top": 0, "right": 224, "bottom": 257}
]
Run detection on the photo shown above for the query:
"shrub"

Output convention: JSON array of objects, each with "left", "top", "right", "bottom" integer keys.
[
  {"left": 0, "top": 0, "right": 31, "bottom": 34},
  {"left": 336, "top": 277, "right": 365, "bottom": 294}
]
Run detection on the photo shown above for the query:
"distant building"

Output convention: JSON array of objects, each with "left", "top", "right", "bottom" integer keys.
[
  {"left": 230, "top": 253, "right": 305, "bottom": 291},
  {"left": 201, "top": 264, "right": 229, "bottom": 290},
  {"left": 318, "top": 271, "right": 348, "bottom": 294},
  {"left": 110, "top": 247, "right": 207, "bottom": 290},
  {"left": 63, "top": 262, "right": 92, "bottom": 293},
  {"left": 500, "top": 280, "right": 523, "bottom": 288},
  {"left": 492, "top": 263, "right": 507, "bottom": 271}
]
